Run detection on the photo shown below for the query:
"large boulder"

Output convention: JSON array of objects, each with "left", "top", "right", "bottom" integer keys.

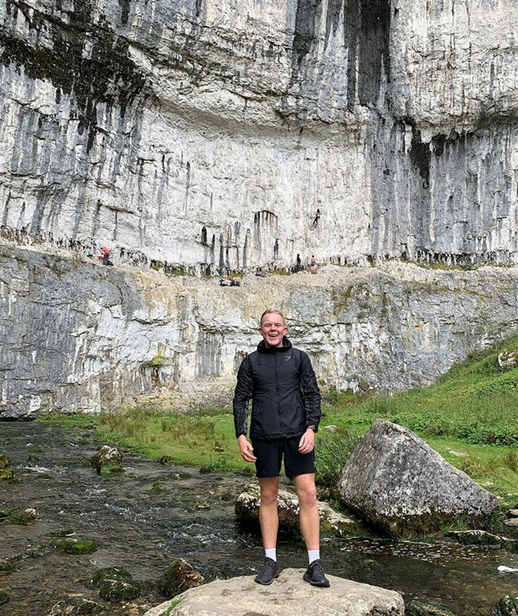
[
  {"left": 143, "top": 568, "right": 405, "bottom": 616},
  {"left": 339, "top": 420, "right": 498, "bottom": 536},
  {"left": 235, "top": 483, "right": 356, "bottom": 536}
]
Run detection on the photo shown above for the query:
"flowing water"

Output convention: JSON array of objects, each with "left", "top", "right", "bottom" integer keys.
[{"left": 1, "top": 421, "right": 518, "bottom": 616}]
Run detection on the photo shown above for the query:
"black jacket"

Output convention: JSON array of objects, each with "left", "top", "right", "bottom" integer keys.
[{"left": 233, "top": 337, "right": 321, "bottom": 440}]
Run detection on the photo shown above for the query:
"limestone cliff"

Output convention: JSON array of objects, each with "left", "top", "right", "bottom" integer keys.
[
  {"left": 1, "top": 243, "right": 517, "bottom": 418},
  {"left": 2, "top": 1, "right": 518, "bottom": 417},
  {"left": 1, "top": 0, "right": 517, "bottom": 271}
]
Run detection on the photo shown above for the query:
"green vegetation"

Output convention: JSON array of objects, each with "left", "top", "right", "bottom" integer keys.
[
  {"left": 0, "top": 559, "right": 18, "bottom": 574},
  {"left": 52, "top": 538, "right": 100, "bottom": 554},
  {"left": 165, "top": 599, "right": 183, "bottom": 615},
  {"left": 95, "top": 406, "right": 248, "bottom": 473},
  {"left": 41, "top": 332, "right": 518, "bottom": 508},
  {"left": 0, "top": 508, "right": 38, "bottom": 525},
  {"left": 321, "top": 333, "right": 518, "bottom": 447}
]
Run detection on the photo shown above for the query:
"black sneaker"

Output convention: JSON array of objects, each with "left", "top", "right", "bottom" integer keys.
[
  {"left": 303, "top": 559, "right": 330, "bottom": 587},
  {"left": 254, "top": 557, "right": 280, "bottom": 585}
]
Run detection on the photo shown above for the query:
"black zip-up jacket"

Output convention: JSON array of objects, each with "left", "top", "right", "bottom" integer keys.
[{"left": 233, "top": 336, "right": 321, "bottom": 440}]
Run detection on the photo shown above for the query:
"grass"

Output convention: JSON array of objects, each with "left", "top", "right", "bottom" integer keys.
[
  {"left": 321, "top": 332, "right": 518, "bottom": 447},
  {"left": 94, "top": 406, "right": 251, "bottom": 474}
]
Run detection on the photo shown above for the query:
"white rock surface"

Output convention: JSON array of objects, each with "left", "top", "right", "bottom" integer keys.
[
  {"left": 1, "top": 0, "right": 518, "bottom": 272},
  {"left": 143, "top": 568, "right": 405, "bottom": 616}
]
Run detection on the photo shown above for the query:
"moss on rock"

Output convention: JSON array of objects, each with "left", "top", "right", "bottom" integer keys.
[
  {"left": 0, "top": 559, "right": 18, "bottom": 574},
  {"left": 52, "top": 538, "right": 100, "bottom": 554},
  {"left": 0, "top": 507, "right": 38, "bottom": 525},
  {"left": 90, "top": 567, "right": 133, "bottom": 588},
  {"left": 98, "top": 578, "right": 142, "bottom": 602}
]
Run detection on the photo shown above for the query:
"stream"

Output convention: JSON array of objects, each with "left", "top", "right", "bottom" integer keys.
[{"left": 1, "top": 421, "right": 518, "bottom": 616}]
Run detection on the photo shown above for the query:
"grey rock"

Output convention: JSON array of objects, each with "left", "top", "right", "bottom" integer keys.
[
  {"left": 339, "top": 420, "right": 498, "bottom": 536},
  {"left": 1, "top": 0, "right": 518, "bottom": 273},
  {"left": 90, "top": 446, "right": 123, "bottom": 473},
  {"left": 158, "top": 559, "right": 205, "bottom": 598},
  {"left": 143, "top": 568, "right": 405, "bottom": 616},
  {"left": 447, "top": 530, "right": 504, "bottom": 547},
  {"left": 1, "top": 248, "right": 518, "bottom": 418},
  {"left": 498, "top": 351, "right": 518, "bottom": 371}
]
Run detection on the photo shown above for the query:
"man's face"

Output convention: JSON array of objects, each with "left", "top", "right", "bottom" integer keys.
[{"left": 259, "top": 313, "right": 288, "bottom": 348}]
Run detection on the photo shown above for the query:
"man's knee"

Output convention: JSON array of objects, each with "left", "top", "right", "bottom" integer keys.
[
  {"left": 295, "top": 476, "right": 317, "bottom": 507},
  {"left": 298, "top": 486, "right": 317, "bottom": 508},
  {"left": 260, "top": 488, "right": 278, "bottom": 506},
  {"left": 259, "top": 478, "right": 279, "bottom": 506}
]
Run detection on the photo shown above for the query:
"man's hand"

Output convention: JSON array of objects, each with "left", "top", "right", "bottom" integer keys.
[
  {"left": 298, "top": 428, "right": 315, "bottom": 454},
  {"left": 238, "top": 435, "right": 257, "bottom": 462}
]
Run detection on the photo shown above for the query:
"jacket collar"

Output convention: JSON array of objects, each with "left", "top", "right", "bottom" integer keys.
[{"left": 257, "top": 336, "right": 292, "bottom": 353}]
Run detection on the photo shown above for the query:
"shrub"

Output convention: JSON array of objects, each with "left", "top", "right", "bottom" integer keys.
[{"left": 316, "top": 429, "right": 363, "bottom": 490}]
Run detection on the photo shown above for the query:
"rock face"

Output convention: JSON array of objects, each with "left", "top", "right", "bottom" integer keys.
[
  {"left": 1, "top": 245, "right": 518, "bottom": 418},
  {"left": 143, "top": 568, "right": 405, "bottom": 616},
  {"left": 339, "top": 420, "right": 498, "bottom": 535},
  {"left": 235, "top": 483, "right": 355, "bottom": 535},
  {"left": 1, "top": 1, "right": 518, "bottom": 272}
]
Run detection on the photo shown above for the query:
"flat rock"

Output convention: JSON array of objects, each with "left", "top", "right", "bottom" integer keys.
[{"left": 143, "top": 568, "right": 404, "bottom": 616}]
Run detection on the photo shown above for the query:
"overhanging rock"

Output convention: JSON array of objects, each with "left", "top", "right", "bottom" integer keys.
[
  {"left": 339, "top": 420, "right": 498, "bottom": 536},
  {"left": 143, "top": 568, "right": 404, "bottom": 616}
]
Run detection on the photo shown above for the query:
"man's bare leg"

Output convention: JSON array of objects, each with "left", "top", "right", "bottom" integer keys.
[
  {"left": 293, "top": 473, "right": 319, "bottom": 549},
  {"left": 258, "top": 476, "right": 280, "bottom": 549}
]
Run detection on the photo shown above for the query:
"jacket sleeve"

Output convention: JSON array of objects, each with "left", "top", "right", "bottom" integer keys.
[
  {"left": 233, "top": 355, "right": 253, "bottom": 438},
  {"left": 300, "top": 351, "right": 321, "bottom": 433}
]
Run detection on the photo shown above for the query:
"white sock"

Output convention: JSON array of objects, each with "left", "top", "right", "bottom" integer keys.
[
  {"left": 265, "top": 548, "right": 277, "bottom": 562},
  {"left": 308, "top": 549, "right": 320, "bottom": 564}
]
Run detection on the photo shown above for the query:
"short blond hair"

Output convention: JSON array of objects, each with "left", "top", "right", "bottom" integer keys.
[{"left": 259, "top": 308, "right": 285, "bottom": 327}]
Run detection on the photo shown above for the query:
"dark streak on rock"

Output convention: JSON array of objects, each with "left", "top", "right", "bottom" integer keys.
[
  {"left": 118, "top": 0, "right": 131, "bottom": 25},
  {"left": 292, "top": 0, "right": 322, "bottom": 77},
  {"left": 0, "top": 1, "right": 148, "bottom": 153},
  {"left": 409, "top": 128, "right": 431, "bottom": 187},
  {"left": 344, "top": 0, "right": 359, "bottom": 110},
  {"left": 357, "top": 0, "right": 391, "bottom": 106}
]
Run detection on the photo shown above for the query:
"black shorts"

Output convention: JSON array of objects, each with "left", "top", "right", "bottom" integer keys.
[{"left": 252, "top": 436, "right": 316, "bottom": 478}]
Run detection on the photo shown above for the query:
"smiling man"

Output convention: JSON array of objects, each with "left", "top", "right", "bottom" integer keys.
[{"left": 233, "top": 308, "right": 329, "bottom": 587}]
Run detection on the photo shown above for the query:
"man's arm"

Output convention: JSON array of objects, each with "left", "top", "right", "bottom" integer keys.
[
  {"left": 299, "top": 351, "right": 321, "bottom": 433},
  {"left": 233, "top": 356, "right": 257, "bottom": 462}
]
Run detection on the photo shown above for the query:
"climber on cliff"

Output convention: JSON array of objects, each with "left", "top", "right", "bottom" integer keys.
[
  {"left": 99, "top": 247, "right": 113, "bottom": 266},
  {"left": 311, "top": 208, "right": 321, "bottom": 228},
  {"left": 233, "top": 308, "right": 330, "bottom": 588}
]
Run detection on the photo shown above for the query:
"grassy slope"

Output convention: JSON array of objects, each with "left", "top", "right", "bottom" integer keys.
[{"left": 42, "top": 333, "right": 518, "bottom": 506}]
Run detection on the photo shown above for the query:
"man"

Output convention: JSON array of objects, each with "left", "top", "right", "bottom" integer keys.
[{"left": 233, "top": 309, "right": 330, "bottom": 587}]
